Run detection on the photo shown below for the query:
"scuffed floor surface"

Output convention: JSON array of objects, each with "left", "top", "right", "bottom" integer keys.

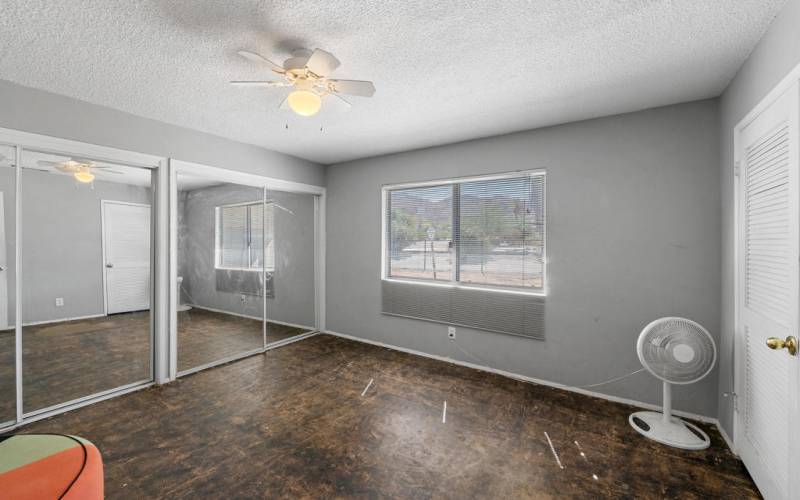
[
  {"left": 16, "top": 334, "right": 759, "bottom": 498},
  {"left": 0, "top": 309, "right": 310, "bottom": 419}
]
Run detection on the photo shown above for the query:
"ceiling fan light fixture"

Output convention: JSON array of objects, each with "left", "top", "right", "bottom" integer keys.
[
  {"left": 287, "top": 89, "right": 322, "bottom": 117},
  {"left": 74, "top": 168, "right": 95, "bottom": 183}
]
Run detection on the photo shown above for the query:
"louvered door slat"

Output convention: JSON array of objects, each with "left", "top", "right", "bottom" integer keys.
[{"left": 737, "top": 80, "right": 799, "bottom": 500}]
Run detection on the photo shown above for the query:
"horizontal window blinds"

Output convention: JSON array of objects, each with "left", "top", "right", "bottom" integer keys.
[
  {"left": 383, "top": 172, "right": 545, "bottom": 338},
  {"left": 219, "top": 205, "right": 248, "bottom": 269},
  {"left": 459, "top": 175, "right": 544, "bottom": 289},
  {"left": 249, "top": 203, "right": 275, "bottom": 270},
  {"left": 217, "top": 202, "right": 274, "bottom": 271}
]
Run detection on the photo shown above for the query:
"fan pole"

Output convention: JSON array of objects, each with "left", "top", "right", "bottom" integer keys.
[{"left": 662, "top": 381, "right": 672, "bottom": 423}]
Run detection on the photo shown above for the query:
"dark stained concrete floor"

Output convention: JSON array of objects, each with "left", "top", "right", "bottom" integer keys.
[{"left": 11, "top": 333, "right": 759, "bottom": 498}]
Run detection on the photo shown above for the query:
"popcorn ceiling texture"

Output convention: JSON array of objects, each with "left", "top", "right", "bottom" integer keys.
[{"left": 0, "top": 0, "right": 786, "bottom": 164}]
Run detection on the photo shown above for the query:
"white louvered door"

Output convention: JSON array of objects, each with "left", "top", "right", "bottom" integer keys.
[
  {"left": 103, "top": 201, "right": 151, "bottom": 314},
  {"left": 736, "top": 80, "right": 800, "bottom": 500}
]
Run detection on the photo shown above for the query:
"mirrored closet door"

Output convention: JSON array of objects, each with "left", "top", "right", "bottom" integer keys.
[
  {"left": 0, "top": 145, "right": 17, "bottom": 425},
  {"left": 20, "top": 149, "right": 154, "bottom": 414},
  {"left": 176, "top": 172, "right": 266, "bottom": 373},
  {"left": 265, "top": 188, "right": 317, "bottom": 345}
]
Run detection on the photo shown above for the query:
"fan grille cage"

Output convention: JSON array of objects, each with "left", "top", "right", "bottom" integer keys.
[{"left": 637, "top": 317, "right": 716, "bottom": 384}]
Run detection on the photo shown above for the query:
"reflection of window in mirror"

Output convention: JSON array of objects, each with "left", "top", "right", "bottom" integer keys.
[{"left": 215, "top": 201, "right": 274, "bottom": 272}]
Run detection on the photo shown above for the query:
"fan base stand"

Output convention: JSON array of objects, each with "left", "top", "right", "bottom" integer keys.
[{"left": 629, "top": 411, "right": 710, "bottom": 450}]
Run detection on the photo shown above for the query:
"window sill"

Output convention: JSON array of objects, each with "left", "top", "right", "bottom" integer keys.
[
  {"left": 382, "top": 277, "right": 546, "bottom": 297},
  {"left": 215, "top": 267, "right": 275, "bottom": 273}
]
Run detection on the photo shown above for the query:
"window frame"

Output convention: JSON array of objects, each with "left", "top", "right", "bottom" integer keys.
[
  {"left": 381, "top": 169, "right": 546, "bottom": 297},
  {"left": 214, "top": 199, "right": 275, "bottom": 273}
]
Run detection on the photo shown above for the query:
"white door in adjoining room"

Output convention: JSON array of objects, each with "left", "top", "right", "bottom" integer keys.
[
  {"left": 735, "top": 79, "right": 800, "bottom": 500},
  {"left": 103, "top": 201, "right": 151, "bottom": 314}
]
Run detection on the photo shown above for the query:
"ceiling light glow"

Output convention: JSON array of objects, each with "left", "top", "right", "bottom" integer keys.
[
  {"left": 74, "top": 168, "right": 95, "bottom": 183},
  {"left": 287, "top": 90, "right": 322, "bottom": 117}
]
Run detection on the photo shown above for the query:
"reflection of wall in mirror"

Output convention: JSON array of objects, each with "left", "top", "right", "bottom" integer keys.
[
  {"left": 1, "top": 168, "right": 151, "bottom": 325},
  {"left": 178, "top": 183, "right": 315, "bottom": 329}
]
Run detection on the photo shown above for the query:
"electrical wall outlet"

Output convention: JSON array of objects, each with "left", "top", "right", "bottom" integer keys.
[
  {"left": 55, "top": 297, "right": 64, "bottom": 307},
  {"left": 240, "top": 294, "right": 247, "bottom": 303},
  {"left": 447, "top": 327, "right": 456, "bottom": 339}
]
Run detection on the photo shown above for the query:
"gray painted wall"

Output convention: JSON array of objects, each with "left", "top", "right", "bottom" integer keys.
[
  {"left": 326, "top": 99, "right": 721, "bottom": 418},
  {"left": 178, "top": 183, "right": 315, "bottom": 329},
  {"left": 0, "top": 80, "right": 325, "bottom": 187},
  {"left": 0, "top": 169, "right": 151, "bottom": 324},
  {"left": 718, "top": 0, "right": 800, "bottom": 437}
]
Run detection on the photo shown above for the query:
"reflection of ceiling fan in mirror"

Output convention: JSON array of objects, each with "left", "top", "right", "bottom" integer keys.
[
  {"left": 231, "top": 48, "right": 376, "bottom": 117},
  {"left": 38, "top": 158, "right": 123, "bottom": 184}
]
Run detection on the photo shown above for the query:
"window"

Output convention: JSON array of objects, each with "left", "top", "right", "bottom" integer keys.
[
  {"left": 216, "top": 201, "right": 274, "bottom": 271},
  {"left": 385, "top": 171, "right": 545, "bottom": 293}
]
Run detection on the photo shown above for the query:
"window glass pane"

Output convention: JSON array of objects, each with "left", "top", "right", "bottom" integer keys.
[
  {"left": 219, "top": 205, "right": 248, "bottom": 268},
  {"left": 388, "top": 185, "right": 453, "bottom": 281},
  {"left": 459, "top": 175, "right": 544, "bottom": 288}
]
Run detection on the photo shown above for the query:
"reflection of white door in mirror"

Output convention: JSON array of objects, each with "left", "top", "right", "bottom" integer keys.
[
  {"left": 0, "top": 192, "right": 6, "bottom": 330},
  {"left": 102, "top": 200, "right": 151, "bottom": 315}
]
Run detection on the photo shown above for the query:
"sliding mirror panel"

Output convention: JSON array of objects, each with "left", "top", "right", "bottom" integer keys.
[
  {"left": 265, "top": 188, "right": 317, "bottom": 345},
  {"left": 0, "top": 145, "right": 17, "bottom": 424},
  {"left": 21, "top": 150, "right": 154, "bottom": 414},
  {"left": 176, "top": 173, "right": 265, "bottom": 373}
]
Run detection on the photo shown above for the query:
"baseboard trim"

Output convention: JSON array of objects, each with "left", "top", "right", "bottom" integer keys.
[
  {"left": 266, "top": 330, "right": 319, "bottom": 350},
  {"left": 187, "top": 304, "right": 315, "bottom": 332},
  {"left": 717, "top": 423, "right": 737, "bottom": 455},
  {"left": 6, "top": 313, "right": 108, "bottom": 329},
  {"left": 322, "top": 329, "right": 719, "bottom": 425}
]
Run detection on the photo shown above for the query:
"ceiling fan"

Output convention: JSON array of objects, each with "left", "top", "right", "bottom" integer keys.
[
  {"left": 38, "top": 158, "right": 123, "bottom": 184},
  {"left": 231, "top": 48, "right": 376, "bottom": 117}
]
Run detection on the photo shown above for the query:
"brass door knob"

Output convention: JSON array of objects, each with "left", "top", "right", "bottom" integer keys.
[{"left": 766, "top": 336, "right": 798, "bottom": 355}]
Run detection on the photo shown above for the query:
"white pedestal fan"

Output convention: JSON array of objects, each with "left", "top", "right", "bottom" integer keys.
[{"left": 629, "top": 317, "right": 717, "bottom": 450}]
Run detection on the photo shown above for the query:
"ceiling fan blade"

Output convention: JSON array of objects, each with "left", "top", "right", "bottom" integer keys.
[
  {"left": 305, "top": 49, "right": 340, "bottom": 77},
  {"left": 98, "top": 169, "right": 124, "bottom": 174},
  {"left": 326, "top": 93, "right": 352, "bottom": 112},
  {"left": 237, "top": 50, "right": 285, "bottom": 73},
  {"left": 37, "top": 160, "right": 60, "bottom": 167},
  {"left": 328, "top": 79, "right": 376, "bottom": 97},
  {"left": 230, "top": 80, "right": 285, "bottom": 87}
]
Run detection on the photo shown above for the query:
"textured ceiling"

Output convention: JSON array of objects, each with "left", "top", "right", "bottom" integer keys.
[{"left": 0, "top": 0, "right": 787, "bottom": 164}]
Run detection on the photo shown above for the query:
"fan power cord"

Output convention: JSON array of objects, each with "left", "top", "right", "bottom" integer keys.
[{"left": 451, "top": 340, "right": 645, "bottom": 390}]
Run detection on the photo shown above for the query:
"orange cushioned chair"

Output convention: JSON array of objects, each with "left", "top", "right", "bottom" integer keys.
[{"left": 0, "top": 434, "right": 104, "bottom": 499}]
